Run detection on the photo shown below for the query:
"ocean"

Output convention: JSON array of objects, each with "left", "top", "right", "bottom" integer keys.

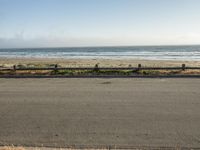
[{"left": 0, "top": 45, "right": 200, "bottom": 61}]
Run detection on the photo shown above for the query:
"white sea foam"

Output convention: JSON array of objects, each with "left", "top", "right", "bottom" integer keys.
[{"left": 0, "top": 46, "right": 200, "bottom": 61}]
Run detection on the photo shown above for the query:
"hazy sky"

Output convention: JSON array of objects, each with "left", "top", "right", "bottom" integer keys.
[{"left": 0, "top": 0, "right": 200, "bottom": 48}]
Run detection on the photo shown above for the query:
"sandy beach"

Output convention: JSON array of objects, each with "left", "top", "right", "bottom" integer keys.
[{"left": 1, "top": 58, "right": 200, "bottom": 68}]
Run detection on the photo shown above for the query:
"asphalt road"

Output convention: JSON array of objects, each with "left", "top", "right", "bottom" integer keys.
[{"left": 0, "top": 78, "right": 200, "bottom": 149}]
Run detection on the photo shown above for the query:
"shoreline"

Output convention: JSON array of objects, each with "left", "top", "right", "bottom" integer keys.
[{"left": 0, "top": 57, "right": 200, "bottom": 67}]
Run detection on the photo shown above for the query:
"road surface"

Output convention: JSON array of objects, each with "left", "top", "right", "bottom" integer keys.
[{"left": 0, "top": 78, "right": 200, "bottom": 149}]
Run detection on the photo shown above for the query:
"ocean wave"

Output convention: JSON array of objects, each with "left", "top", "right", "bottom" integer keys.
[{"left": 0, "top": 46, "right": 200, "bottom": 61}]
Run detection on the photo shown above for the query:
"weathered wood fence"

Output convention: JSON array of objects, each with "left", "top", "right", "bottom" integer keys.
[{"left": 0, "top": 64, "right": 200, "bottom": 71}]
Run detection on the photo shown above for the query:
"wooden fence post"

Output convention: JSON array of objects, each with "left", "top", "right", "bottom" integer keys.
[
  {"left": 55, "top": 64, "right": 58, "bottom": 69},
  {"left": 54, "top": 64, "right": 58, "bottom": 74},
  {"left": 138, "top": 64, "right": 142, "bottom": 70},
  {"left": 13, "top": 65, "right": 16, "bottom": 71},
  {"left": 94, "top": 63, "right": 99, "bottom": 72},
  {"left": 182, "top": 64, "right": 186, "bottom": 71}
]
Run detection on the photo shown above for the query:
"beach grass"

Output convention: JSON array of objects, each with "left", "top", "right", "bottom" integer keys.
[{"left": 1, "top": 68, "right": 200, "bottom": 76}]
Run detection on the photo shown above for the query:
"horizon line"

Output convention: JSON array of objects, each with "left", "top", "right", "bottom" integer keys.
[{"left": 1, "top": 44, "right": 200, "bottom": 49}]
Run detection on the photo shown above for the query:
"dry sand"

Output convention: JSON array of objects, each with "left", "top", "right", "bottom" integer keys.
[{"left": 0, "top": 58, "right": 200, "bottom": 68}]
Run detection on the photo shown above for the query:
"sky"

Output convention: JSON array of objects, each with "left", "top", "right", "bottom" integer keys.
[{"left": 0, "top": 0, "right": 200, "bottom": 48}]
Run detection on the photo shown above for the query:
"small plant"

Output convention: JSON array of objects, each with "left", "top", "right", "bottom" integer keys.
[
  {"left": 138, "top": 70, "right": 160, "bottom": 75},
  {"left": 16, "top": 64, "right": 26, "bottom": 69}
]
